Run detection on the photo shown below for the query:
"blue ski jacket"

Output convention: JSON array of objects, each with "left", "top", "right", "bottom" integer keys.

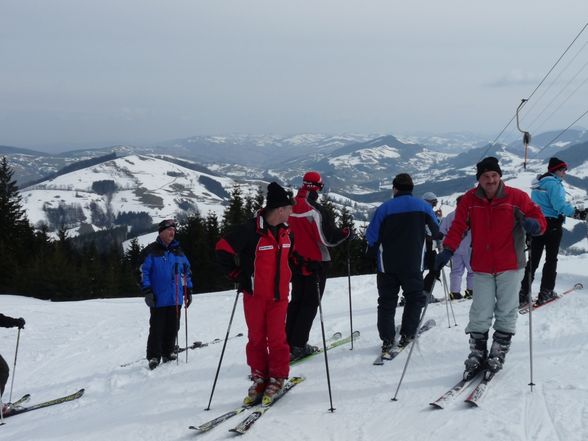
[
  {"left": 139, "top": 237, "right": 193, "bottom": 307},
  {"left": 531, "top": 173, "right": 574, "bottom": 220},
  {"left": 366, "top": 192, "right": 441, "bottom": 274}
]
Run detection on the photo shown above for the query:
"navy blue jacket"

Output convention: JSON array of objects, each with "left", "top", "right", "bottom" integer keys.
[
  {"left": 366, "top": 192, "right": 441, "bottom": 274},
  {"left": 139, "top": 237, "right": 193, "bottom": 307}
]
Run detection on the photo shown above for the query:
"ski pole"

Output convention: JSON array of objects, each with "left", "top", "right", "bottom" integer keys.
[
  {"left": 526, "top": 238, "right": 535, "bottom": 391},
  {"left": 205, "top": 288, "right": 240, "bottom": 411},
  {"left": 316, "top": 273, "right": 335, "bottom": 412},
  {"left": 8, "top": 328, "right": 21, "bottom": 403},
  {"left": 440, "top": 266, "right": 457, "bottom": 326},
  {"left": 346, "top": 240, "right": 354, "bottom": 350},
  {"left": 175, "top": 263, "right": 180, "bottom": 366},
  {"left": 391, "top": 278, "right": 434, "bottom": 401},
  {"left": 183, "top": 264, "right": 189, "bottom": 364}
]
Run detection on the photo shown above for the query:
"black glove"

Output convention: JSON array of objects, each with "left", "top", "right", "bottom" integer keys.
[
  {"left": 434, "top": 249, "right": 453, "bottom": 271},
  {"left": 15, "top": 317, "right": 25, "bottom": 329},
  {"left": 573, "top": 208, "right": 587, "bottom": 220},
  {"left": 366, "top": 245, "right": 378, "bottom": 260},
  {"left": 185, "top": 291, "right": 193, "bottom": 308},
  {"left": 523, "top": 218, "right": 541, "bottom": 235},
  {"left": 143, "top": 287, "right": 155, "bottom": 307},
  {"left": 305, "top": 261, "right": 322, "bottom": 274}
]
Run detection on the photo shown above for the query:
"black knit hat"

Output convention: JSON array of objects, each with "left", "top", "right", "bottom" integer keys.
[
  {"left": 548, "top": 157, "right": 568, "bottom": 173},
  {"left": 158, "top": 219, "right": 177, "bottom": 233},
  {"left": 476, "top": 156, "right": 502, "bottom": 180},
  {"left": 392, "top": 173, "right": 414, "bottom": 192},
  {"left": 266, "top": 182, "right": 295, "bottom": 209}
]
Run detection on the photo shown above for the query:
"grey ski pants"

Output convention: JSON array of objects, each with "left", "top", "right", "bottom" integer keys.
[{"left": 465, "top": 269, "right": 525, "bottom": 335}]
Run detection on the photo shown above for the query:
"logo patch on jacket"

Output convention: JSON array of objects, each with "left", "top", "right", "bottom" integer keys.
[{"left": 258, "top": 245, "right": 274, "bottom": 251}]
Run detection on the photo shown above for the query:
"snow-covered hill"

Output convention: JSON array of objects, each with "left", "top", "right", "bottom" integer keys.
[
  {"left": 19, "top": 154, "right": 257, "bottom": 236},
  {"left": 1, "top": 256, "right": 587, "bottom": 440}
]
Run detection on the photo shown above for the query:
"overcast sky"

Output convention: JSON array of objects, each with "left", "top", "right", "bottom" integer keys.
[{"left": 1, "top": 1, "right": 587, "bottom": 151}]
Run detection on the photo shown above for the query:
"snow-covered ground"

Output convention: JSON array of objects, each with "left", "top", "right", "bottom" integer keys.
[{"left": 1, "top": 254, "right": 588, "bottom": 440}]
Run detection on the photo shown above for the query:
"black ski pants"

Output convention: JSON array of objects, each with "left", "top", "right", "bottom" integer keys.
[
  {"left": 520, "top": 217, "right": 563, "bottom": 294},
  {"left": 0, "top": 354, "right": 8, "bottom": 396},
  {"left": 147, "top": 306, "right": 181, "bottom": 361},
  {"left": 377, "top": 271, "right": 426, "bottom": 343},
  {"left": 286, "top": 270, "right": 327, "bottom": 348}
]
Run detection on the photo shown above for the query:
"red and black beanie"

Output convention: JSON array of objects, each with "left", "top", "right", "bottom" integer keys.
[{"left": 548, "top": 157, "right": 568, "bottom": 173}]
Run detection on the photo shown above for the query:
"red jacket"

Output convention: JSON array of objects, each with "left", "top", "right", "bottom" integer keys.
[
  {"left": 443, "top": 182, "right": 546, "bottom": 274},
  {"left": 215, "top": 210, "right": 293, "bottom": 300},
  {"left": 288, "top": 188, "right": 348, "bottom": 264}
]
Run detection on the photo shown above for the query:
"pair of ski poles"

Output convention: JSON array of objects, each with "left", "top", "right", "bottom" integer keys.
[{"left": 206, "top": 240, "right": 357, "bottom": 412}]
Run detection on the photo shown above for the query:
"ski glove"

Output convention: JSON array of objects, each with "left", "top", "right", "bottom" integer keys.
[
  {"left": 15, "top": 317, "right": 25, "bottom": 329},
  {"left": 573, "top": 208, "right": 588, "bottom": 220},
  {"left": 185, "top": 291, "right": 193, "bottom": 308},
  {"left": 434, "top": 249, "right": 453, "bottom": 271},
  {"left": 523, "top": 218, "right": 541, "bottom": 236},
  {"left": 143, "top": 287, "right": 156, "bottom": 308}
]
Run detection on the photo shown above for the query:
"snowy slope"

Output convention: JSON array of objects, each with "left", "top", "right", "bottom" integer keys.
[
  {"left": 1, "top": 256, "right": 588, "bottom": 440},
  {"left": 19, "top": 155, "right": 252, "bottom": 235}
]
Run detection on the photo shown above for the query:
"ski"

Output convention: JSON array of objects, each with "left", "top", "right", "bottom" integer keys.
[
  {"left": 464, "top": 371, "right": 496, "bottom": 406},
  {"left": 373, "top": 319, "right": 436, "bottom": 366},
  {"left": 189, "top": 405, "right": 250, "bottom": 432},
  {"left": 1, "top": 393, "right": 31, "bottom": 421},
  {"left": 2, "top": 389, "right": 85, "bottom": 418},
  {"left": 229, "top": 377, "right": 305, "bottom": 435},
  {"left": 121, "top": 333, "right": 244, "bottom": 367},
  {"left": 519, "top": 283, "right": 583, "bottom": 315},
  {"left": 290, "top": 331, "right": 358, "bottom": 366},
  {"left": 429, "top": 372, "right": 483, "bottom": 409}
]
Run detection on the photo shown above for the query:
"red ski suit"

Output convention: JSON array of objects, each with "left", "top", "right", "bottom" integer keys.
[{"left": 215, "top": 211, "right": 293, "bottom": 379}]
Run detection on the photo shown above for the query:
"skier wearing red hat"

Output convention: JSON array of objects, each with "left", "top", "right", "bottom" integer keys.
[{"left": 286, "top": 171, "right": 350, "bottom": 360}]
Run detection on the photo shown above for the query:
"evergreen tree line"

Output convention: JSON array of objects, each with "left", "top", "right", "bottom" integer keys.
[{"left": 0, "top": 157, "right": 374, "bottom": 301}]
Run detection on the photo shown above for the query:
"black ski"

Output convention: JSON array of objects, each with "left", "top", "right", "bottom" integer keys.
[
  {"left": 373, "top": 319, "right": 436, "bottom": 365},
  {"left": 229, "top": 377, "right": 305, "bottom": 435},
  {"left": 2, "top": 389, "right": 85, "bottom": 418},
  {"left": 189, "top": 377, "right": 305, "bottom": 434},
  {"left": 189, "top": 405, "right": 250, "bottom": 432},
  {"left": 121, "top": 333, "right": 244, "bottom": 367},
  {"left": 519, "top": 283, "right": 583, "bottom": 315}
]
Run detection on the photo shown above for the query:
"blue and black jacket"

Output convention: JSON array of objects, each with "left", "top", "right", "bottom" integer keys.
[
  {"left": 139, "top": 237, "right": 193, "bottom": 307},
  {"left": 366, "top": 191, "right": 441, "bottom": 274}
]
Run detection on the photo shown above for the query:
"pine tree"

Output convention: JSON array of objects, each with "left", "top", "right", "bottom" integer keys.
[
  {"left": 221, "top": 185, "right": 249, "bottom": 234},
  {"left": 0, "top": 157, "right": 35, "bottom": 291}
]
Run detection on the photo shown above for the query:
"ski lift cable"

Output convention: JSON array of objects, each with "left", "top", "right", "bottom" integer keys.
[
  {"left": 523, "top": 38, "right": 588, "bottom": 129},
  {"left": 533, "top": 108, "right": 588, "bottom": 157},
  {"left": 482, "top": 22, "right": 588, "bottom": 158},
  {"left": 531, "top": 65, "right": 588, "bottom": 134}
]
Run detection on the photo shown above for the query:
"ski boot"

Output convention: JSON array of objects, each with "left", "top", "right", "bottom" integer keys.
[
  {"left": 162, "top": 353, "right": 178, "bottom": 363},
  {"left": 290, "top": 344, "right": 319, "bottom": 361},
  {"left": 148, "top": 358, "right": 160, "bottom": 370},
  {"left": 398, "top": 335, "right": 414, "bottom": 348},
  {"left": 243, "top": 375, "right": 267, "bottom": 406},
  {"left": 262, "top": 377, "right": 285, "bottom": 406},
  {"left": 519, "top": 290, "right": 530, "bottom": 308},
  {"left": 463, "top": 332, "right": 488, "bottom": 381},
  {"left": 464, "top": 289, "right": 473, "bottom": 300},
  {"left": 449, "top": 292, "right": 463, "bottom": 300},
  {"left": 486, "top": 331, "right": 512, "bottom": 373},
  {"left": 536, "top": 288, "right": 557, "bottom": 305},
  {"left": 381, "top": 340, "right": 394, "bottom": 359}
]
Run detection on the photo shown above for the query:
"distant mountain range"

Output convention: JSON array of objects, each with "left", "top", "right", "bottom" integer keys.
[{"left": 4, "top": 129, "right": 588, "bottom": 250}]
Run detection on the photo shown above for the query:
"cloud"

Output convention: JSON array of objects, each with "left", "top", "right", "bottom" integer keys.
[{"left": 486, "top": 69, "right": 543, "bottom": 87}]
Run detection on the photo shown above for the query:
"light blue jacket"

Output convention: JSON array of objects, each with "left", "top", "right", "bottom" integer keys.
[{"left": 531, "top": 173, "right": 574, "bottom": 220}]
